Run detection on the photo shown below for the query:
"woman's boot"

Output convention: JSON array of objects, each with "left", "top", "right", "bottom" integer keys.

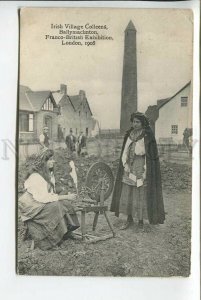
[
  {"left": 120, "top": 215, "right": 134, "bottom": 230},
  {"left": 138, "top": 219, "right": 144, "bottom": 229}
]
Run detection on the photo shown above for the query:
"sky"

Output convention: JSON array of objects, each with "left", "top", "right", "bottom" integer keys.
[{"left": 20, "top": 7, "right": 193, "bottom": 129}]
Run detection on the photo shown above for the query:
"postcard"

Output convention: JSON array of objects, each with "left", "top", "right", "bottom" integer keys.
[{"left": 17, "top": 7, "right": 193, "bottom": 278}]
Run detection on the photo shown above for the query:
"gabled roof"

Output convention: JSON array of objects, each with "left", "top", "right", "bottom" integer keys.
[
  {"left": 157, "top": 98, "right": 170, "bottom": 109},
  {"left": 84, "top": 99, "right": 93, "bottom": 116},
  {"left": 158, "top": 81, "right": 191, "bottom": 110},
  {"left": 69, "top": 95, "right": 93, "bottom": 116},
  {"left": 58, "top": 94, "right": 76, "bottom": 111},
  {"left": 53, "top": 92, "right": 63, "bottom": 105},
  {"left": 19, "top": 85, "right": 57, "bottom": 111},
  {"left": 19, "top": 85, "right": 33, "bottom": 111},
  {"left": 26, "top": 91, "right": 52, "bottom": 111},
  {"left": 69, "top": 95, "right": 81, "bottom": 111}
]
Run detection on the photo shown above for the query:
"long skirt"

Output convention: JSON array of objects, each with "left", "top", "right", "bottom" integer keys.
[
  {"left": 119, "top": 183, "right": 148, "bottom": 221},
  {"left": 25, "top": 200, "right": 80, "bottom": 250}
]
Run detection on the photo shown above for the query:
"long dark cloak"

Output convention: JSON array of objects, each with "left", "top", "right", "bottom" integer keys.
[{"left": 110, "top": 126, "right": 165, "bottom": 225}]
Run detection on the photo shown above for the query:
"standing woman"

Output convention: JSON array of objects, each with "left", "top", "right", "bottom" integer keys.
[
  {"left": 110, "top": 112, "right": 165, "bottom": 229},
  {"left": 19, "top": 149, "right": 80, "bottom": 250}
]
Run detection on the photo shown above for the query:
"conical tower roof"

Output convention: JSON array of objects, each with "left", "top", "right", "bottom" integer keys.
[{"left": 125, "top": 20, "right": 136, "bottom": 31}]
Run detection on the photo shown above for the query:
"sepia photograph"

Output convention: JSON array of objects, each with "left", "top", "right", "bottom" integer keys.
[{"left": 16, "top": 7, "right": 194, "bottom": 278}]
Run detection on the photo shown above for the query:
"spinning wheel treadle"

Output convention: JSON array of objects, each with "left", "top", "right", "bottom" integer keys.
[{"left": 85, "top": 162, "right": 114, "bottom": 201}]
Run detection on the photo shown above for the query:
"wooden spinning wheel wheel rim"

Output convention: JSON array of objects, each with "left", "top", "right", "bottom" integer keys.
[{"left": 85, "top": 162, "right": 114, "bottom": 201}]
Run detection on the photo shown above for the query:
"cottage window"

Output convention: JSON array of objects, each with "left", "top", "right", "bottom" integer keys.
[
  {"left": 171, "top": 125, "right": 178, "bottom": 134},
  {"left": 79, "top": 111, "right": 81, "bottom": 116},
  {"left": 19, "top": 113, "right": 34, "bottom": 132},
  {"left": 29, "top": 114, "right": 34, "bottom": 131},
  {"left": 181, "top": 97, "right": 188, "bottom": 107}
]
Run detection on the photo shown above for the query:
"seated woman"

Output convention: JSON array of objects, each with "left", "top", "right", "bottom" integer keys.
[{"left": 18, "top": 149, "right": 80, "bottom": 250}]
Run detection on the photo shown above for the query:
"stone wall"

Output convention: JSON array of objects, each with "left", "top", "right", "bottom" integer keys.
[{"left": 58, "top": 104, "right": 94, "bottom": 138}]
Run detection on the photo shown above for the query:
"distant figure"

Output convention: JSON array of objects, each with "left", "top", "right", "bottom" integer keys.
[
  {"left": 39, "top": 127, "right": 50, "bottom": 150},
  {"left": 65, "top": 128, "right": 76, "bottom": 157},
  {"left": 77, "top": 131, "right": 87, "bottom": 156},
  {"left": 183, "top": 128, "right": 193, "bottom": 154},
  {"left": 58, "top": 124, "right": 64, "bottom": 142}
]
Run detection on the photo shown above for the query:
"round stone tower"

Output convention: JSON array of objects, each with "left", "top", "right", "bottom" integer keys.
[{"left": 120, "top": 20, "right": 138, "bottom": 133}]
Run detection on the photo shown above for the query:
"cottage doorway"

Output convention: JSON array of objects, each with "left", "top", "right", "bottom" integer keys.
[{"left": 44, "top": 116, "right": 52, "bottom": 138}]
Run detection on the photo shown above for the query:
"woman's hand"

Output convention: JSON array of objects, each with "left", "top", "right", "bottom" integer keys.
[
  {"left": 58, "top": 194, "right": 77, "bottom": 201},
  {"left": 67, "top": 193, "right": 77, "bottom": 201},
  {"left": 124, "top": 163, "right": 130, "bottom": 173}
]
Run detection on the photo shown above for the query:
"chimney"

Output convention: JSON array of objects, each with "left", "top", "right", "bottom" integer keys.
[
  {"left": 79, "top": 90, "right": 86, "bottom": 101},
  {"left": 60, "top": 84, "right": 67, "bottom": 95}
]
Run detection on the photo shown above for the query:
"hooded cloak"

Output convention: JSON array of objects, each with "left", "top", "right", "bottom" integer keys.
[{"left": 110, "top": 125, "right": 165, "bottom": 225}]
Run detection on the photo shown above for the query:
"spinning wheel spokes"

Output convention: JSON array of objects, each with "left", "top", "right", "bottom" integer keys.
[{"left": 85, "top": 162, "right": 114, "bottom": 201}]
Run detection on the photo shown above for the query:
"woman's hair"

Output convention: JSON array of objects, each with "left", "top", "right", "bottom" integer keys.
[
  {"left": 130, "top": 112, "right": 150, "bottom": 128},
  {"left": 25, "top": 149, "right": 54, "bottom": 185}
]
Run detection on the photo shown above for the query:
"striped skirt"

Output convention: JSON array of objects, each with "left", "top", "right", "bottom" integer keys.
[
  {"left": 119, "top": 183, "right": 148, "bottom": 220},
  {"left": 25, "top": 200, "right": 80, "bottom": 250}
]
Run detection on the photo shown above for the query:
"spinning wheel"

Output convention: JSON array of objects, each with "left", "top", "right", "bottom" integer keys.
[
  {"left": 85, "top": 162, "right": 114, "bottom": 201},
  {"left": 75, "top": 162, "right": 115, "bottom": 243}
]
